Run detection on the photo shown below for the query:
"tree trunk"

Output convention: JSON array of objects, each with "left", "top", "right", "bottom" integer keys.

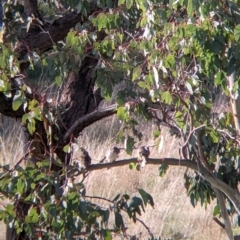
[{"left": 3, "top": 2, "right": 106, "bottom": 236}]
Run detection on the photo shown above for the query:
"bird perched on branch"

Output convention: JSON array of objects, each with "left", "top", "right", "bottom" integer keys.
[
  {"left": 100, "top": 146, "right": 121, "bottom": 163},
  {"left": 73, "top": 147, "right": 91, "bottom": 170},
  {"left": 138, "top": 146, "right": 150, "bottom": 167}
]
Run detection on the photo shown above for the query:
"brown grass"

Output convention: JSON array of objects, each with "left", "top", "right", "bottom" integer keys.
[
  {"left": 77, "top": 116, "right": 227, "bottom": 240},
  {"left": 0, "top": 115, "right": 228, "bottom": 240}
]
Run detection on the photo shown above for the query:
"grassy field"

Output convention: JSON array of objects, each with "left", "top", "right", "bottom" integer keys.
[
  {"left": 77, "top": 117, "right": 227, "bottom": 240},
  {"left": 0, "top": 116, "right": 228, "bottom": 240}
]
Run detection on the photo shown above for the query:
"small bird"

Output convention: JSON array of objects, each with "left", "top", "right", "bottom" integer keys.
[
  {"left": 101, "top": 146, "right": 120, "bottom": 163},
  {"left": 138, "top": 146, "right": 150, "bottom": 167},
  {"left": 73, "top": 147, "right": 91, "bottom": 170}
]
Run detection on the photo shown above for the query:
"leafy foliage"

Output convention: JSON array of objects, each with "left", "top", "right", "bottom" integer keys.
[
  {"left": 0, "top": 161, "right": 154, "bottom": 239},
  {"left": 1, "top": 0, "right": 240, "bottom": 239}
]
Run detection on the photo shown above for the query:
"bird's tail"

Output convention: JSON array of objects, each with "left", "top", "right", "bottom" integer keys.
[{"left": 141, "top": 157, "right": 147, "bottom": 167}]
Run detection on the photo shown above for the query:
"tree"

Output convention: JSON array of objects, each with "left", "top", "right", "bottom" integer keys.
[{"left": 0, "top": 0, "right": 240, "bottom": 239}]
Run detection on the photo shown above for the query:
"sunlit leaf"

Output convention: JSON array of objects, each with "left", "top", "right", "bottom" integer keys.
[
  {"left": 234, "top": 24, "right": 240, "bottom": 42},
  {"left": 213, "top": 204, "right": 220, "bottom": 216},
  {"left": 161, "top": 91, "right": 172, "bottom": 104},
  {"left": 132, "top": 66, "right": 142, "bottom": 81},
  {"left": 25, "top": 208, "right": 39, "bottom": 224},
  {"left": 12, "top": 90, "right": 25, "bottom": 111}
]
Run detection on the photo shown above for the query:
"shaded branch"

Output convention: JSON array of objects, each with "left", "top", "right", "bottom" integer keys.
[
  {"left": 15, "top": 11, "right": 82, "bottom": 63},
  {"left": 23, "top": 0, "right": 40, "bottom": 18},
  {"left": 63, "top": 104, "right": 117, "bottom": 142}
]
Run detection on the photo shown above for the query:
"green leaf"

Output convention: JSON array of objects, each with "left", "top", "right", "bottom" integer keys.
[
  {"left": 63, "top": 144, "right": 71, "bottom": 153},
  {"left": 132, "top": 66, "right": 142, "bottom": 81},
  {"left": 185, "top": 82, "right": 193, "bottom": 95},
  {"left": 138, "top": 81, "right": 148, "bottom": 89},
  {"left": 187, "top": 0, "right": 193, "bottom": 16},
  {"left": 213, "top": 204, "right": 220, "bottom": 216},
  {"left": 164, "top": 55, "right": 175, "bottom": 68},
  {"left": 27, "top": 118, "right": 36, "bottom": 135},
  {"left": 103, "top": 229, "right": 112, "bottom": 240},
  {"left": 17, "top": 178, "right": 25, "bottom": 194},
  {"left": 129, "top": 162, "right": 136, "bottom": 170},
  {"left": 12, "top": 90, "right": 25, "bottom": 111},
  {"left": 55, "top": 75, "right": 62, "bottom": 86},
  {"left": 124, "top": 136, "right": 135, "bottom": 155},
  {"left": 159, "top": 163, "right": 169, "bottom": 177},
  {"left": 190, "top": 192, "right": 195, "bottom": 207},
  {"left": 138, "top": 189, "right": 154, "bottom": 208},
  {"left": 112, "top": 194, "right": 121, "bottom": 202},
  {"left": 153, "top": 130, "right": 161, "bottom": 139},
  {"left": 126, "top": 0, "right": 133, "bottom": 9},
  {"left": 30, "top": 183, "right": 36, "bottom": 189},
  {"left": 118, "top": 0, "right": 125, "bottom": 5},
  {"left": 6, "top": 204, "right": 15, "bottom": 215},
  {"left": 214, "top": 71, "right": 225, "bottom": 86},
  {"left": 234, "top": 24, "right": 240, "bottom": 42},
  {"left": 114, "top": 212, "right": 124, "bottom": 229},
  {"left": 117, "top": 106, "right": 128, "bottom": 121},
  {"left": 161, "top": 91, "right": 172, "bottom": 104},
  {"left": 102, "top": 209, "right": 110, "bottom": 227},
  {"left": 22, "top": 113, "right": 30, "bottom": 124},
  {"left": 25, "top": 208, "right": 39, "bottom": 224},
  {"left": 210, "top": 131, "right": 219, "bottom": 143}
]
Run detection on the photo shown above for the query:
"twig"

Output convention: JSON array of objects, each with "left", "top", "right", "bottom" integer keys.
[
  {"left": 85, "top": 195, "right": 112, "bottom": 203},
  {"left": 0, "top": 148, "right": 34, "bottom": 180},
  {"left": 213, "top": 217, "right": 225, "bottom": 229},
  {"left": 85, "top": 195, "right": 154, "bottom": 238},
  {"left": 180, "top": 125, "right": 206, "bottom": 159},
  {"left": 217, "top": 129, "right": 240, "bottom": 145}
]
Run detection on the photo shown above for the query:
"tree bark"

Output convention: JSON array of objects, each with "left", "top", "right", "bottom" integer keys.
[{"left": 3, "top": 3, "right": 104, "bottom": 238}]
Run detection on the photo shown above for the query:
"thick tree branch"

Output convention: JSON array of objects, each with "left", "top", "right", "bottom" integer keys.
[
  {"left": 87, "top": 158, "right": 240, "bottom": 215},
  {"left": 213, "top": 188, "right": 234, "bottom": 240},
  {"left": 23, "top": 0, "right": 40, "bottom": 18},
  {"left": 196, "top": 128, "right": 234, "bottom": 240},
  {"left": 227, "top": 57, "right": 240, "bottom": 135},
  {"left": 63, "top": 104, "right": 117, "bottom": 142},
  {"left": 15, "top": 11, "right": 81, "bottom": 63}
]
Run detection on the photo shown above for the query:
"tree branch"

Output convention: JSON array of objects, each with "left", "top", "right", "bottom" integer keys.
[
  {"left": 63, "top": 104, "right": 117, "bottom": 142},
  {"left": 227, "top": 57, "right": 240, "bottom": 135},
  {"left": 213, "top": 188, "right": 234, "bottom": 240},
  {"left": 87, "top": 157, "right": 240, "bottom": 215},
  {"left": 196, "top": 128, "right": 234, "bottom": 240},
  {"left": 213, "top": 217, "right": 225, "bottom": 229},
  {"left": 15, "top": 11, "right": 82, "bottom": 64},
  {"left": 23, "top": 0, "right": 40, "bottom": 18}
]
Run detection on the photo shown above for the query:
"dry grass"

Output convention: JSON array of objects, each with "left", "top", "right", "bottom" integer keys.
[
  {"left": 77, "top": 116, "right": 227, "bottom": 240},
  {"left": 0, "top": 115, "right": 228, "bottom": 240}
]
